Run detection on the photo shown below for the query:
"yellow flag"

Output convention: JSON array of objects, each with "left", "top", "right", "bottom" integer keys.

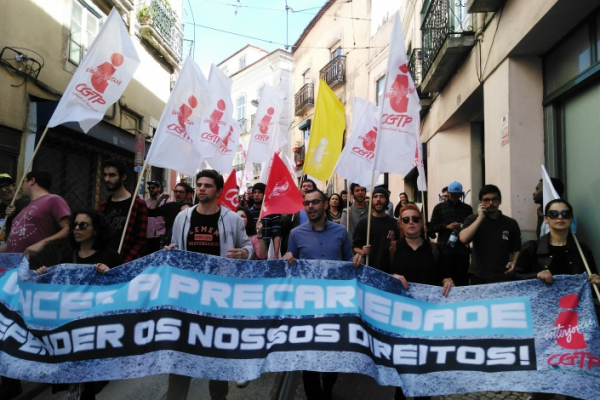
[{"left": 304, "top": 79, "right": 345, "bottom": 181}]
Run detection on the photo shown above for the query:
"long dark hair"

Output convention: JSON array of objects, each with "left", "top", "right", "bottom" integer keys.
[
  {"left": 236, "top": 206, "right": 256, "bottom": 237},
  {"left": 68, "top": 209, "right": 113, "bottom": 250}
]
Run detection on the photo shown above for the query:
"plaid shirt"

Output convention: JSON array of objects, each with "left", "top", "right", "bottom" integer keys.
[
  {"left": 101, "top": 195, "right": 148, "bottom": 263},
  {"left": 429, "top": 200, "right": 472, "bottom": 255},
  {"left": 249, "top": 206, "right": 281, "bottom": 245}
]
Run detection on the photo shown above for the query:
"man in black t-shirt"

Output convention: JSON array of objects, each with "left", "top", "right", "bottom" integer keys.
[
  {"left": 459, "top": 184, "right": 522, "bottom": 284},
  {"left": 353, "top": 186, "right": 399, "bottom": 273},
  {"left": 166, "top": 169, "right": 252, "bottom": 400}
]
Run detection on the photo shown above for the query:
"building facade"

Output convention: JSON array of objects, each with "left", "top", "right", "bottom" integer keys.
[
  {"left": 218, "top": 44, "right": 293, "bottom": 189},
  {"left": 0, "top": 0, "right": 182, "bottom": 208}
]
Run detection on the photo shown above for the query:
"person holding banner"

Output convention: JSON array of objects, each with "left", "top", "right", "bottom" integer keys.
[
  {"left": 515, "top": 199, "right": 597, "bottom": 284},
  {"left": 390, "top": 203, "right": 454, "bottom": 400},
  {"left": 283, "top": 188, "right": 354, "bottom": 400},
  {"left": 166, "top": 169, "right": 252, "bottom": 400},
  {"left": 514, "top": 198, "right": 597, "bottom": 400}
]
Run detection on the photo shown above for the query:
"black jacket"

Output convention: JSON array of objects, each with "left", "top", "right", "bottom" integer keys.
[{"left": 514, "top": 233, "right": 597, "bottom": 280}]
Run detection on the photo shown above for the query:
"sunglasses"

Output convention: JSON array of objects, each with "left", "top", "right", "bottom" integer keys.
[
  {"left": 72, "top": 221, "right": 91, "bottom": 230},
  {"left": 481, "top": 197, "right": 500, "bottom": 203},
  {"left": 173, "top": 190, "right": 185, "bottom": 194},
  {"left": 302, "top": 199, "right": 323, "bottom": 206},
  {"left": 546, "top": 210, "right": 573, "bottom": 220},
  {"left": 401, "top": 216, "right": 422, "bottom": 224}
]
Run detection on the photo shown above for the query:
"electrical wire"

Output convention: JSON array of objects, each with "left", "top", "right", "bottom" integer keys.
[{"left": 183, "top": 21, "right": 379, "bottom": 51}]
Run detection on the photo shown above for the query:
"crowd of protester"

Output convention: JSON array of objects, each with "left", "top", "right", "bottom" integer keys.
[{"left": 1, "top": 167, "right": 599, "bottom": 400}]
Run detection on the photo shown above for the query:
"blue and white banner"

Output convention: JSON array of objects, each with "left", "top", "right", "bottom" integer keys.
[{"left": 0, "top": 251, "right": 599, "bottom": 399}]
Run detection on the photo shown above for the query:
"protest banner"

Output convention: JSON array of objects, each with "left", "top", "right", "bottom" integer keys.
[{"left": 0, "top": 253, "right": 598, "bottom": 399}]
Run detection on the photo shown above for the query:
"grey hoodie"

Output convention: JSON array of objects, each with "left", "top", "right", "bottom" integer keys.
[{"left": 170, "top": 205, "right": 253, "bottom": 259}]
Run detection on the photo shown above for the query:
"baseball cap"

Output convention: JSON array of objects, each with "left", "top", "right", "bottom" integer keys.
[
  {"left": 447, "top": 181, "right": 463, "bottom": 193},
  {"left": 147, "top": 180, "right": 161, "bottom": 187},
  {"left": 0, "top": 173, "right": 15, "bottom": 186}
]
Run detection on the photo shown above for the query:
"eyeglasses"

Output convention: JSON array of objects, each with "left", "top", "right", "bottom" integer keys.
[
  {"left": 173, "top": 190, "right": 185, "bottom": 194},
  {"left": 302, "top": 199, "right": 323, "bottom": 206},
  {"left": 546, "top": 210, "right": 573, "bottom": 219},
  {"left": 72, "top": 222, "right": 90, "bottom": 230},
  {"left": 401, "top": 216, "right": 422, "bottom": 224},
  {"left": 481, "top": 197, "right": 500, "bottom": 203}
]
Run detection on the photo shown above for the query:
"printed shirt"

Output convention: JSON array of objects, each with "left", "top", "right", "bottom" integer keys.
[
  {"left": 187, "top": 208, "right": 220, "bottom": 256},
  {"left": 100, "top": 195, "right": 148, "bottom": 263}
]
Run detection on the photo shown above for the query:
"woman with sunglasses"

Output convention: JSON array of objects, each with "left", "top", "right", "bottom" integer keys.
[
  {"left": 515, "top": 199, "right": 597, "bottom": 285},
  {"left": 35, "top": 209, "right": 122, "bottom": 274},
  {"left": 390, "top": 204, "right": 453, "bottom": 400}
]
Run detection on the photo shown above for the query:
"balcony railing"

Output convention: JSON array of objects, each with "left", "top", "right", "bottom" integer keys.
[
  {"left": 408, "top": 48, "right": 423, "bottom": 87},
  {"left": 421, "top": 0, "right": 473, "bottom": 79},
  {"left": 250, "top": 114, "right": 256, "bottom": 131},
  {"left": 138, "top": 0, "right": 183, "bottom": 69},
  {"left": 294, "top": 83, "right": 315, "bottom": 116},
  {"left": 94, "top": 0, "right": 135, "bottom": 13},
  {"left": 319, "top": 56, "right": 346, "bottom": 88}
]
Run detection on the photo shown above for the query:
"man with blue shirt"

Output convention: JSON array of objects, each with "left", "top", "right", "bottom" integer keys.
[{"left": 283, "top": 188, "right": 355, "bottom": 400}]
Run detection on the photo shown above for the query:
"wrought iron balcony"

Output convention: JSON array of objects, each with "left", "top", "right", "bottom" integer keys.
[
  {"left": 319, "top": 56, "right": 346, "bottom": 88},
  {"left": 138, "top": 0, "right": 183, "bottom": 69},
  {"left": 420, "top": 0, "right": 475, "bottom": 93},
  {"left": 294, "top": 83, "right": 315, "bottom": 116},
  {"left": 408, "top": 48, "right": 423, "bottom": 87},
  {"left": 250, "top": 114, "right": 256, "bottom": 132},
  {"left": 234, "top": 163, "right": 245, "bottom": 172}
]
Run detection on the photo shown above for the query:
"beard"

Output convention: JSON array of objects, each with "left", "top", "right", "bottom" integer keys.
[{"left": 105, "top": 178, "right": 123, "bottom": 192}]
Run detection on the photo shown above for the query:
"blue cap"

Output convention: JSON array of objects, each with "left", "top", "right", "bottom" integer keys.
[{"left": 448, "top": 181, "right": 463, "bottom": 193}]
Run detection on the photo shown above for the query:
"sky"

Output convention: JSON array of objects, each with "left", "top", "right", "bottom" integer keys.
[{"left": 181, "top": 0, "right": 330, "bottom": 75}]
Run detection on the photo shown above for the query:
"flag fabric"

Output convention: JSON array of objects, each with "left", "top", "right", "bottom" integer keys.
[
  {"left": 206, "top": 121, "right": 241, "bottom": 174},
  {"left": 246, "top": 85, "right": 286, "bottom": 163},
  {"left": 261, "top": 154, "right": 304, "bottom": 218},
  {"left": 304, "top": 79, "right": 345, "bottom": 181},
  {"left": 145, "top": 58, "right": 211, "bottom": 176},
  {"left": 333, "top": 97, "right": 380, "bottom": 190},
  {"left": 48, "top": 8, "right": 140, "bottom": 132},
  {"left": 415, "top": 138, "right": 427, "bottom": 191},
  {"left": 373, "top": 12, "right": 421, "bottom": 175},
  {"left": 540, "top": 165, "right": 577, "bottom": 235},
  {"left": 194, "top": 65, "right": 234, "bottom": 160},
  {"left": 217, "top": 169, "right": 240, "bottom": 211}
]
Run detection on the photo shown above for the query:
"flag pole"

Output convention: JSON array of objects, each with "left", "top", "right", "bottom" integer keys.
[
  {"left": 365, "top": 169, "right": 376, "bottom": 266},
  {"left": 118, "top": 161, "right": 148, "bottom": 254},
  {"left": 0, "top": 125, "right": 51, "bottom": 234},
  {"left": 570, "top": 232, "right": 600, "bottom": 301}
]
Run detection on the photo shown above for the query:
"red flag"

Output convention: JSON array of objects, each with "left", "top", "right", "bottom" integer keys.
[
  {"left": 218, "top": 170, "right": 240, "bottom": 211},
  {"left": 261, "top": 154, "right": 304, "bottom": 217}
]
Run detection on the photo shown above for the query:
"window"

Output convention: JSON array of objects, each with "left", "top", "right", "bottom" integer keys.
[
  {"left": 376, "top": 76, "right": 385, "bottom": 106},
  {"left": 237, "top": 96, "right": 246, "bottom": 122},
  {"left": 331, "top": 46, "right": 342, "bottom": 60},
  {"left": 239, "top": 57, "right": 246, "bottom": 70},
  {"left": 69, "top": 0, "right": 101, "bottom": 65}
]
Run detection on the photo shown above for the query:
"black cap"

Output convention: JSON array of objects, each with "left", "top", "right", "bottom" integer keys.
[
  {"left": 147, "top": 180, "right": 161, "bottom": 187},
  {"left": 0, "top": 173, "right": 15, "bottom": 185},
  {"left": 252, "top": 183, "right": 266, "bottom": 194}
]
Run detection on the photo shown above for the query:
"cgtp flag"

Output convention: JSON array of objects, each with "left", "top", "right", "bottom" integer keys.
[
  {"left": 48, "top": 8, "right": 140, "bottom": 132},
  {"left": 195, "top": 64, "right": 234, "bottom": 160},
  {"left": 146, "top": 58, "right": 211, "bottom": 176},
  {"left": 373, "top": 12, "right": 421, "bottom": 175},
  {"left": 304, "top": 79, "right": 345, "bottom": 181},
  {"left": 333, "top": 97, "right": 380, "bottom": 190},
  {"left": 246, "top": 85, "right": 285, "bottom": 163},
  {"left": 206, "top": 121, "right": 241, "bottom": 174},
  {"left": 261, "top": 154, "right": 304, "bottom": 218},
  {"left": 218, "top": 169, "right": 240, "bottom": 211}
]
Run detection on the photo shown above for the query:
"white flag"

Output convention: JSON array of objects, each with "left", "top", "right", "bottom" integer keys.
[
  {"left": 540, "top": 165, "right": 576, "bottom": 235},
  {"left": 414, "top": 137, "right": 427, "bottom": 191},
  {"left": 195, "top": 64, "right": 234, "bottom": 159},
  {"left": 48, "top": 8, "right": 140, "bottom": 132},
  {"left": 246, "top": 85, "right": 285, "bottom": 163},
  {"left": 146, "top": 58, "right": 211, "bottom": 176},
  {"left": 206, "top": 121, "right": 241, "bottom": 174},
  {"left": 373, "top": 12, "right": 421, "bottom": 175},
  {"left": 333, "top": 97, "right": 380, "bottom": 190}
]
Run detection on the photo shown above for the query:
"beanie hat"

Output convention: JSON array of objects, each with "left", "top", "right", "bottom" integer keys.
[
  {"left": 252, "top": 183, "right": 266, "bottom": 194},
  {"left": 372, "top": 186, "right": 390, "bottom": 205}
]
